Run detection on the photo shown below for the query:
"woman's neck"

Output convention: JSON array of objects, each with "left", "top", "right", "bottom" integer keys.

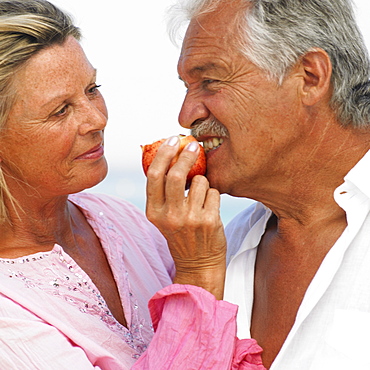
[{"left": 0, "top": 197, "right": 78, "bottom": 258}]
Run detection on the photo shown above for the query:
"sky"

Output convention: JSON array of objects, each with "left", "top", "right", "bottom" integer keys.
[{"left": 49, "top": 0, "right": 370, "bottom": 222}]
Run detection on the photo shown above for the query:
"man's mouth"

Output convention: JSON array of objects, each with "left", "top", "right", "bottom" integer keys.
[{"left": 203, "top": 137, "right": 224, "bottom": 153}]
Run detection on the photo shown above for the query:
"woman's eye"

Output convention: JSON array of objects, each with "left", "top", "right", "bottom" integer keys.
[{"left": 88, "top": 84, "right": 102, "bottom": 95}]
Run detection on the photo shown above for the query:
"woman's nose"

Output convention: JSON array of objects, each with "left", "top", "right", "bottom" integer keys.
[{"left": 79, "top": 97, "right": 108, "bottom": 135}]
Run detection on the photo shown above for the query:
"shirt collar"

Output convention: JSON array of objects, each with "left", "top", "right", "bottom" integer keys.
[
  {"left": 334, "top": 149, "right": 370, "bottom": 231},
  {"left": 339, "top": 149, "right": 370, "bottom": 199},
  {"left": 231, "top": 149, "right": 370, "bottom": 259},
  {"left": 335, "top": 149, "right": 370, "bottom": 201}
]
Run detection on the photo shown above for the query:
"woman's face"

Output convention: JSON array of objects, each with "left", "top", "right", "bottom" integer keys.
[{"left": 0, "top": 36, "right": 108, "bottom": 200}]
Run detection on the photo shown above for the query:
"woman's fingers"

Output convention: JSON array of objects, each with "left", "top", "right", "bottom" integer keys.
[
  {"left": 165, "top": 141, "right": 200, "bottom": 201},
  {"left": 145, "top": 136, "right": 180, "bottom": 209},
  {"left": 144, "top": 137, "right": 227, "bottom": 298}
]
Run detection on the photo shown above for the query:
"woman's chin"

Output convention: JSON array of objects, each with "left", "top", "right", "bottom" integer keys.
[{"left": 76, "top": 162, "right": 108, "bottom": 193}]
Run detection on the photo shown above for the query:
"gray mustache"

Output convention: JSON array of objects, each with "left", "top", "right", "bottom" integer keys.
[{"left": 190, "top": 118, "right": 229, "bottom": 139}]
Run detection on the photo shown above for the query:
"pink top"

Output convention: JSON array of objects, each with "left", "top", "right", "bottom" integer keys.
[
  {"left": 0, "top": 192, "right": 265, "bottom": 369},
  {"left": 0, "top": 193, "right": 175, "bottom": 369},
  {"left": 134, "top": 284, "right": 265, "bottom": 370}
]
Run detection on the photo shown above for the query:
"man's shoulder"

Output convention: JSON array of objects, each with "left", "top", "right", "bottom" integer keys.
[
  {"left": 225, "top": 201, "right": 267, "bottom": 234},
  {"left": 225, "top": 201, "right": 268, "bottom": 263}
]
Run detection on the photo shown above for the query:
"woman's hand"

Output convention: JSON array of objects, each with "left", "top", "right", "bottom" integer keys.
[{"left": 145, "top": 136, "right": 227, "bottom": 299}]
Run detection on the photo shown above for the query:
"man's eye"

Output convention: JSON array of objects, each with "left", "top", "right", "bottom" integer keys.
[
  {"left": 203, "top": 79, "right": 220, "bottom": 87},
  {"left": 54, "top": 105, "right": 68, "bottom": 116},
  {"left": 202, "top": 79, "right": 220, "bottom": 91}
]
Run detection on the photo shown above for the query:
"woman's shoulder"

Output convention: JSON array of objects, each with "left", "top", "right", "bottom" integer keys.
[
  {"left": 69, "top": 192, "right": 171, "bottom": 252},
  {"left": 69, "top": 192, "right": 159, "bottom": 239},
  {"left": 69, "top": 192, "right": 143, "bottom": 219},
  {"left": 70, "top": 192, "right": 175, "bottom": 280}
]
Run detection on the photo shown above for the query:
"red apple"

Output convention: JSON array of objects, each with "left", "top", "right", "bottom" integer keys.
[{"left": 141, "top": 135, "right": 207, "bottom": 186}]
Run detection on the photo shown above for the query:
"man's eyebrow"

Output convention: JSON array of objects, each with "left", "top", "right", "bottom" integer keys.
[
  {"left": 191, "top": 62, "right": 218, "bottom": 73},
  {"left": 180, "top": 62, "right": 225, "bottom": 81}
]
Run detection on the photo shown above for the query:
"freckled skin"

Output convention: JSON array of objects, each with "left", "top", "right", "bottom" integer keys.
[
  {"left": 0, "top": 36, "right": 108, "bottom": 201},
  {"left": 0, "top": 37, "right": 129, "bottom": 327}
]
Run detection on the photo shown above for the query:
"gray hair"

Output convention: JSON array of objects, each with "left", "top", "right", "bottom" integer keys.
[
  {"left": 0, "top": 0, "right": 81, "bottom": 224},
  {"left": 168, "top": 0, "right": 370, "bottom": 127}
]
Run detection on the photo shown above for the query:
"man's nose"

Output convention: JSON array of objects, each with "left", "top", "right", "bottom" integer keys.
[{"left": 178, "top": 92, "right": 210, "bottom": 129}]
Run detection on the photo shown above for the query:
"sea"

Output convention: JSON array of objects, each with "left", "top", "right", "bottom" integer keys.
[{"left": 84, "top": 168, "right": 255, "bottom": 226}]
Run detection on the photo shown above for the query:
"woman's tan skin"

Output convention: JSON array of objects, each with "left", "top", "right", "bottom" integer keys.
[
  {"left": 0, "top": 36, "right": 126, "bottom": 327},
  {"left": 145, "top": 136, "right": 227, "bottom": 300}
]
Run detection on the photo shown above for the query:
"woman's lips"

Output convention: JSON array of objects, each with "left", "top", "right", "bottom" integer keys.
[{"left": 76, "top": 144, "right": 104, "bottom": 160}]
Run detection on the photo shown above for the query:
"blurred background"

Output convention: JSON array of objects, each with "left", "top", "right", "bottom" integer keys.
[{"left": 52, "top": 0, "right": 370, "bottom": 224}]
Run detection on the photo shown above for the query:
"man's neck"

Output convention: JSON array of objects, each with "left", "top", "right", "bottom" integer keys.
[{"left": 250, "top": 124, "right": 370, "bottom": 223}]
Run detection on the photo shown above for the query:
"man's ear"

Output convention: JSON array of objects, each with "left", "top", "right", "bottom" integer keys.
[{"left": 297, "top": 48, "right": 332, "bottom": 106}]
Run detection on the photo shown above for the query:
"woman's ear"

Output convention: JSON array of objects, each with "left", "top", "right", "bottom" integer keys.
[{"left": 296, "top": 48, "right": 332, "bottom": 106}]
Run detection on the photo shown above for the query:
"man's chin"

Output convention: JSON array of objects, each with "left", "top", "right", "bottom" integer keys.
[{"left": 206, "top": 174, "right": 227, "bottom": 194}]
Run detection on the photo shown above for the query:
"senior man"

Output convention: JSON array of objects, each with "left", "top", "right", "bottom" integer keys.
[{"left": 146, "top": 0, "right": 370, "bottom": 369}]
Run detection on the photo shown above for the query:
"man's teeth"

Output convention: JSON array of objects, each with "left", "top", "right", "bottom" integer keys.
[{"left": 203, "top": 137, "right": 224, "bottom": 152}]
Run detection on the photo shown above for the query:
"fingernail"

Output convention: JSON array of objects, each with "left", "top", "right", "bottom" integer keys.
[
  {"left": 165, "top": 136, "right": 179, "bottom": 146},
  {"left": 185, "top": 141, "right": 199, "bottom": 152}
]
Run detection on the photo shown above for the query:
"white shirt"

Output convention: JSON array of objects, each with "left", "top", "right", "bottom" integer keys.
[{"left": 224, "top": 150, "right": 370, "bottom": 369}]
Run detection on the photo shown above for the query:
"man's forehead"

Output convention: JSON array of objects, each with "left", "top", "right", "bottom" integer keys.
[
  {"left": 180, "top": 5, "right": 245, "bottom": 56},
  {"left": 178, "top": 31, "right": 239, "bottom": 78},
  {"left": 178, "top": 45, "right": 231, "bottom": 78}
]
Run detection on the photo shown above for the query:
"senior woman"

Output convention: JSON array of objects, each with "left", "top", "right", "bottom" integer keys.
[
  {"left": 0, "top": 0, "right": 264, "bottom": 368},
  {"left": 0, "top": 0, "right": 176, "bottom": 367}
]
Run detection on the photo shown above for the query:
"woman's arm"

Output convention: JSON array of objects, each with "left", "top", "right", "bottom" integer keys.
[
  {"left": 0, "top": 316, "right": 97, "bottom": 369},
  {"left": 145, "top": 136, "right": 227, "bottom": 299},
  {"left": 141, "top": 138, "right": 265, "bottom": 369},
  {"left": 132, "top": 284, "right": 265, "bottom": 370}
]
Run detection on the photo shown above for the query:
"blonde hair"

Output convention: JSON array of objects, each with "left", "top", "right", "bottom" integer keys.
[{"left": 0, "top": 0, "right": 81, "bottom": 224}]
